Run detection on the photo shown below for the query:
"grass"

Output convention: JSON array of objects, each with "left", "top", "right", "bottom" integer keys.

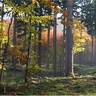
[
  {"left": 0, "top": 65, "right": 96, "bottom": 95},
  {"left": 0, "top": 75, "right": 96, "bottom": 95},
  {"left": 74, "top": 65, "right": 96, "bottom": 75}
]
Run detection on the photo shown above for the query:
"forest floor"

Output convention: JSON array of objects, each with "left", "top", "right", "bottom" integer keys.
[
  {"left": 0, "top": 75, "right": 96, "bottom": 95},
  {"left": 0, "top": 65, "right": 96, "bottom": 95}
]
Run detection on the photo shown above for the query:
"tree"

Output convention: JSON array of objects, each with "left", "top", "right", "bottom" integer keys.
[
  {"left": 74, "top": 0, "right": 96, "bottom": 65},
  {"left": 4, "top": 0, "right": 54, "bottom": 82},
  {"left": 65, "top": 0, "right": 74, "bottom": 76}
]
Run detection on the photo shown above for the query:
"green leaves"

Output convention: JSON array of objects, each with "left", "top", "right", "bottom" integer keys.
[{"left": 19, "top": 16, "right": 52, "bottom": 24}]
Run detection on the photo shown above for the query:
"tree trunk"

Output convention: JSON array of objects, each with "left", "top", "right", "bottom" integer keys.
[
  {"left": 38, "top": 23, "right": 42, "bottom": 67},
  {"left": 38, "top": 23, "right": 42, "bottom": 77},
  {"left": 91, "top": 35, "right": 94, "bottom": 66},
  {"left": 53, "top": 12, "right": 57, "bottom": 76},
  {"left": 34, "top": 23, "right": 37, "bottom": 52},
  {"left": 65, "top": 0, "right": 74, "bottom": 76},
  {"left": 12, "top": 14, "right": 17, "bottom": 69},
  {"left": 25, "top": 19, "right": 32, "bottom": 83},
  {"left": 46, "top": 24, "right": 50, "bottom": 69},
  {"left": 24, "top": 14, "right": 27, "bottom": 50},
  {"left": 62, "top": 17, "right": 66, "bottom": 75}
]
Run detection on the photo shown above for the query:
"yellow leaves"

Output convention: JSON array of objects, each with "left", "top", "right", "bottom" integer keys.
[
  {"left": 20, "top": 16, "right": 52, "bottom": 24},
  {"left": 0, "top": 24, "right": 8, "bottom": 44},
  {"left": 72, "top": 19, "right": 90, "bottom": 54},
  {"left": 28, "top": 64, "right": 39, "bottom": 75},
  {"left": 5, "top": 1, "right": 35, "bottom": 15},
  {"left": 70, "top": 72, "right": 75, "bottom": 77},
  {"left": 23, "top": 2, "right": 27, "bottom": 6},
  {"left": 32, "top": 0, "right": 39, "bottom": 5},
  {"left": 1, "top": 37, "right": 8, "bottom": 44},
  {"left": 0, "top": 64, "right": 6, "bottom": 70},
  {"left": 32, "top": 15, "right": 52, "bottom": 23},
  {"left": 72, "top": 19, "right": 83, "bottom": 29}
]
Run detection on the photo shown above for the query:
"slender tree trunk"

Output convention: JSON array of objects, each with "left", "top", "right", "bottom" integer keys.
[
  {"left": 24, "top": 23, "right": 27, "bottom": 49},
  {"left": 13, "top": 14, "right": 17, "bottom": 46},
  {"left": 25, "top": 21, "right": 32, "bottom": 83},
  {"left": 24, "top": 14, "right": 27, "bottom": 50},
  {"left": 65, "top": 0, "right": 74, "bottom": 76},
  {"left": 12, "top": 14, "right": 17, "bottom": 69},
  {"left": 0, "top": 2, "right": 4, "bottom": 82},
  {"left": 62, "top": 17, "right": 66, "bottom": 74},
  {"left": 91, "top": 35, "right": 94, "bottom": 66},
  {"left": 34, "top": 23, "right": 37, "bottom": 52},
  {"left": 79, "top": 28, "right": 83, "bottom": 67},
  {"left": 46, "top": 24, "right": 50, "bottom": 69},
  {"left": 0, "top": 2, "right": 4, "bottom": 56},
  {"left": 94, "top": 38, "right": 96, "bottom": 65},
  {"left": 37, "top": 3, "right": 42, "bottom": 76},
  {"left": 37, "top": 23, "right": 42, "bottom": 77},
  {"left": 53, "top": 12, "right": 57, "bottom": 76},
  {"left": 0, "top": 16, "right": 13, "bottom": 82},
  {"left": 38, "top": 23, "right": 42, "bottom": 67}
]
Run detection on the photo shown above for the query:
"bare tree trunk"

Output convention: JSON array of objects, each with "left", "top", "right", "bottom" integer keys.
[
  {"left": 25, "top": 20, "right": 32, "bottom": 83},
  {"left": 34, "top": 23, "right": 37, "bottom": 52},
  {"left": 91, "top": 35, "right": 94, "bottom": 66},
  {"left": 62, "top": 17, "right": 66, "bottom": 74},
  {"left": 24, "top": 14, "right": 27, "bottom": 50},
  {"left": 65, "top": 0, "right": 74, "bottom": 76},
  {"left": 0, "top": 2, "right": 4, "bottom": 82},
  {"left": 38, "top": 23, "right": 42, "bottom": 66},
  {"left": 38, "top": 23, "right": 42, "bottom": 77},
  {"left": 79, "top": 27, "right": 83, "bottom": 67},
  {"left": 46, "top": 24, "right": 50, "bottom": 69},
  {"left": 53, "top": 12, "right": 57, "bottom": 76},
  {"left": 12, "top": 14, "right": 17, "bottom": 69}
]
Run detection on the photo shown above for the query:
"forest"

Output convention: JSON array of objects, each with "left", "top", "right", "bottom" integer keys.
[{"left": 0, "top": 0, "right": 96, "bottom": 95}]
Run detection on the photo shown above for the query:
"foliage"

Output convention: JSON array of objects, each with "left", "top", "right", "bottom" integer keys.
[
  {"left": 0, "top": 24, "right": 8, "bottom": 44},
  {"left": 0, "top": 64, "right": 6, "bottom": 70},
  {"left": 9, "top": 47, "right": 28, "bottom": 64},
  {"left": 27, "top": 51, "right": 39, "bottom": 75},
  {"left": 72, "top": 19, "right": 91, "bottom": 54}
]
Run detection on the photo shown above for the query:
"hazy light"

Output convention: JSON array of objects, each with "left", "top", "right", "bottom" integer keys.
[
  {"left": 77, "top": 8, "right": 82, "bottom": 12},
  {"left": 57, "top": 13, "right": 62, "bottom": 18}
]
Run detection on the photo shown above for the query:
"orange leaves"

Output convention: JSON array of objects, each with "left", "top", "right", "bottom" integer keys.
[
  {"left": 51, "top": 3, "right": 60, "bottom": 14},
  {"left": 42, "top": 0, "right": 60, "bottom": 14},
  {"left": 9, "top": 48, "right": 28, "bottom": 64},
  {"left": 54, "top": 7, "right": 60, "bottom": 14},
  {"left": 41, "top": 27, "right": 63, "bottom": 46},
  {"left": 61, "top": 21, "right": 67, "bottom": 26},
  {"left": 61, "top": 9, "right": 68, "bottom": 26},
  {"left": 17, "top": 39, "right": 24, "bottom": 45},
  {"left": 42, "top": 0, "right": 51, "bottom": 3},
  {"left": 62, "top": 9, "right": 68, "bottom": 18}
]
